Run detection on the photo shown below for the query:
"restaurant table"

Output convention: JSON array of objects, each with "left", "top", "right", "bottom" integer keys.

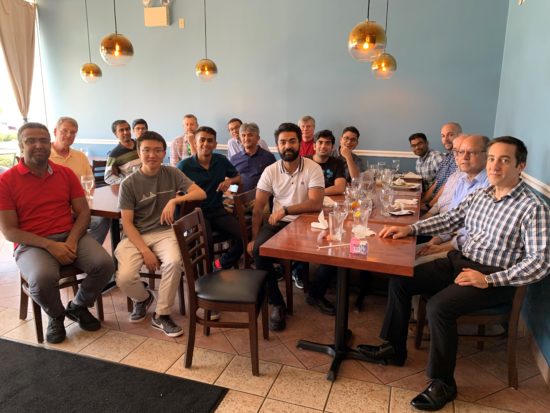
[
  {"left": 260, "top": 214, "right": 416, "bottom": 380},
  {"left": 90, "top": 185, "right": 121, "bottom": 251}
]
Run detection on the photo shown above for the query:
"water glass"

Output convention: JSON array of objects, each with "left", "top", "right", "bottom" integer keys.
[
  {"left": 352, "top": 200, "right": 372, "bottom": 230},
  {"left": 379, "top": 188, "right": 394, "bottom": 216},
  {"left": 329, "top": 211, "right": 345, "bottom": 241},
  {"left": 380, "top": 169, "right": 394, "bottom": 188},
  {"left": 392, "top": 159, "right": 400, "bottom": 173},
  {"left": 81, "top": 174, "right": 94, "bottom": 200}
]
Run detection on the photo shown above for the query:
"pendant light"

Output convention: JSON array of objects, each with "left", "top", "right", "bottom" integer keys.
[
  {"left": 348, "top": 0, "right": 386, "bottom": 62},
  {"left": 100, "top": 0, "right": 134, "bottom": 66},
  {"left": 195, "top": 0, "right": 217, "bottom": 80},
  {"left": 371, "top": 0, "right": 397, "bottom": 79},
  {"left": 80, "top": 0, "right": 102, "bottom": 83}
]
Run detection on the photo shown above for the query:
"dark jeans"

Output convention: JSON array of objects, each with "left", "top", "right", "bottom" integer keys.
[
  {"left": 380, "top": 250, "right": 515, "bottom": 382},
  {"left": 252, "top": 221, "right": 288, "bottom": 306},
  {"left": 203, "top": 208, "right": 243, "bottom": 269}
]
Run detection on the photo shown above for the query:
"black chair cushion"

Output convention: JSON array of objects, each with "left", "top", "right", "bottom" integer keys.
[
  {"left": 468, "top": 302, "right": 512, "bottom": 316},
  {"left": 196, "top": 269, "right": 267, "bottom": 303}
]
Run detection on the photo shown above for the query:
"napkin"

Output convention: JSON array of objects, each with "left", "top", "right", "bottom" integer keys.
[
  {"left": 403, "top": 172, "right": 422, "bottom": 179},
  {"left": 351, "top": 225, "right": 376, "bottom": 238},
  {"left": 311, "top": 210, "right": 329, "bottom": 229},
  {"left": 323, "top": 196, "right": 336, "bottom": 207},
  {"left": 393, "top": 178, "right": 407, "bottom": 186},
  {"left": 389, "top": 209, "right": 414, "bottom": 216},
  {"left": 394, "top": 198, "right": 418, "bottom": 206}
]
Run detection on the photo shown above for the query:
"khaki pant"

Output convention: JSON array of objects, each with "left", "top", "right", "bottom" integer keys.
[{"left": 115, "top": 229, "right": 182, "bottom": 316}]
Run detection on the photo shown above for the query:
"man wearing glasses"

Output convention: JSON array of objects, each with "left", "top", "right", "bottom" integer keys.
[{"left": 331, "top": 126, "right": 365, "bottom": 182}]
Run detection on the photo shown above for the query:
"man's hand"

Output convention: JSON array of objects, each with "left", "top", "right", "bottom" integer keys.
[
  {"left": 246, "top": 240, "right": 254, "bottom": 256},
  {"left": 160, "top": 199, "right": 176, "bottom": 225},
  {"left": 217, "top": 178, "right": 231, "bottom": 193},
  {"left": 142, "top": 248, "right": 160, "bottom": 273},
  {"left": 379, "top": 225, "right": 411, "bottom": 239},
  {"left": 46, "top": 241, "right": 77, "bottom": 265},
  {"left": 340, "top": 146, "right": 353, "bottom": 159},
  {"left": 455, "top": 268, "right": 489, "bottom": 289},
  {"left": 268, "top": 209, "right": 286, "bottom": 226}
]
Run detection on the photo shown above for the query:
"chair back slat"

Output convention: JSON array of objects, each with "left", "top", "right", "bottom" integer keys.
[
  {"left": 233, "top": 189, "right": 256, "bottom": 268},
  {"left": 92, "top": 160, "right": 108, "bottom": 188}
]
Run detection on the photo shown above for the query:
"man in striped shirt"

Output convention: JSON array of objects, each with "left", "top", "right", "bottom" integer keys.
[{"left": 362, "top": 136, "right": 549, "bottom": 411}]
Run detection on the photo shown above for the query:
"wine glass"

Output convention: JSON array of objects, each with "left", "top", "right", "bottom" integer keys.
[
  {"left": 392, "top": 159, "right": 400, "bottom": 174},
  {"left": 379, "top": 188, "right": 394, "bottom": 216},
  {"left": 81, "top": 174, "right": 94, "bottom": 200}
]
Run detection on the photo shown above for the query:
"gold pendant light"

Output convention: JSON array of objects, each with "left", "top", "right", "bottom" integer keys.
[
  {"left": 195, "top": 0, "right": 217, "bottom": 80},
  {"left": 80, "top": 0, "right": 102, "bottom": 83},
  {"left": 100, "top": 0, "right": 134, "bottom": 66},
  {"left": 371, "top": 0, "right": 396, "bottom": 79},
  {"left": 348, "top": 0, "right": 386, "bottom": 62}
]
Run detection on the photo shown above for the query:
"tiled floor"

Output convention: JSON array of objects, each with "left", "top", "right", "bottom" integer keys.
[{"left": 1, "top": 232, "right": 549, "bottom": 413}]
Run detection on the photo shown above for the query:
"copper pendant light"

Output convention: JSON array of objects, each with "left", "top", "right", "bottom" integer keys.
[
  {"left": 195, "top": 0, "right": 217, "bottom": 80},
  {"left": 100, "top": 0, "right": 134, "bottom": 66},
  {"left": 80, "top": 0, "right": 102, "bottom": 83},
  {"left": 348, "top": 0, "right": 386, "bottom": 62}
]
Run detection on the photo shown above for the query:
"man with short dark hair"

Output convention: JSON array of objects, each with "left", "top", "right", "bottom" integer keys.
[
  {"left": 104, "top": 120, "right": 141, "bottom": 185},
  {"left": 0, "top": 123, "right": 114, "bottom": 344},
  {"left": 227, "top": 118, "right": 269, "bottom": 159},
  {"left": 331, "top": 126, "right": 365, "bottom": 182},
  {"left": 409, "top": 132, "right": 444, "bottom": 192},
  {"left": 116, "top": 131, "right": 206, "bottom": 337},
  {"left": 178, "top": 126, "right": 243, "bottom": 270},
  {"left": 310, "top": 129, "right": 346, "bottom": 196},
  {"left": 230, "top": 122, "right": 276, "bottom": 192},
  {"left": 364, "top": 136, "right": 549, "bottom": 411},
  {"left": 132, "top": 118, "right": 148, "bottom": 139},
  {"left": 247, "top": 122, "right": 324, "bottom": 331},
  {"left": 170, "top": 114, "right": 198, "bottom": 166}
]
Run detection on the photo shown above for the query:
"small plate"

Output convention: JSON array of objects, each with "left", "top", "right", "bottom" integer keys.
[{"left": 389, "top": 209, "right": 414, "bottom": 216}]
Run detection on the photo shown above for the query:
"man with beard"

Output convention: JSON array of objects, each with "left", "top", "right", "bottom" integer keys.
[
  {"left": 247, "top": 122, "right": 324, "bottom": 331},
  {"left": 104, "top": 120, "right": 141, "bottom": 185},
  {"left": 409, "top": 132, "right": 444, "bottom": 192}
]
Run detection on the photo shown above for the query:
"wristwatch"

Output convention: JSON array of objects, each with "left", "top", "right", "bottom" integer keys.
[{"left": 283, "top": 206, "right": 289, "bottom": 216}]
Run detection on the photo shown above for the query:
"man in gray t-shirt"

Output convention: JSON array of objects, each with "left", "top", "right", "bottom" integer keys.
[{"left": 115, "top": 132, "right": 206, "bottom": 337}]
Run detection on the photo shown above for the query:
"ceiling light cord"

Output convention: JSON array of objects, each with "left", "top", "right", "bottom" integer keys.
[
  {"left": 113, "top": 0, "right": 118, "bottom": 35},
  {"left": 385, "top": 0, "right": 389, "bottom": 45},
  {"left": 367, "top": 0, "right": 371, "bottom": 20},
  {"left": 203, "top": 0, "right": 208, "bottom": 58},
  {"left": 84, "top": 0, "right": 92, "bottom": 62}
]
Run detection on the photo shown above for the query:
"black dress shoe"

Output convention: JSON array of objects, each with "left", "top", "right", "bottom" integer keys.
[
  {"left": 269, "top": 304, "right": 286, "bottom": 331},
  {"left": 306, "top": 296, "right": 336, "bottom": 316},
  {"left": 410, "top": 379, "right": 457, "bottom": 411},
  {"left": 46, "top": 316, "right": 66, "bottom": 344},
  {"left": 356, "top": 342, "right": 406, "bottom": 366}
]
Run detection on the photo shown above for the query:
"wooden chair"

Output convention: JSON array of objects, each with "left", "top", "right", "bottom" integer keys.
[
  {"left": 173, "top": 208, "right": 268, "bottom": 376},
  {"left": 414, "top": 286, "right": 528, "bottom": 388},
  {"left": 92, "top": 160, "right": 108, "bottom": 188},
  {"left": 233, "top": 189, "right": 294, "bottom": 314},
  {"left": 19, "top": 265, "right": 104, "bottom": 343}
]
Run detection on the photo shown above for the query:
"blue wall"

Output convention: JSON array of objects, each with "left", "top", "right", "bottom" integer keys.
[
  {"left": 36, "top": 0, "right": 507, "bottom": 156},
  {"left": 494, "top": 1, "right": 550, "bottom": 365}
]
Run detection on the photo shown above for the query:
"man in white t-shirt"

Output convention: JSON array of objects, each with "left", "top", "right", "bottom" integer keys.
[{"left": 247, "top": 122, "right": 324, "bottom": 331}]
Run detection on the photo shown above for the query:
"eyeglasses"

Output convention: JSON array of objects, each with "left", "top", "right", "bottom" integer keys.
[
  {"left": 454, "top": 150, "right": 486, "bottom": 157},
  {"left": 140, "top": 148, "right": 164, "bottom": 155},
  {"left": 342, "top": 137, "right": 358, "bottom": 143}
]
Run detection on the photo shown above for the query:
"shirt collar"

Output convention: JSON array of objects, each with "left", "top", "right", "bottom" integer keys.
[
  {"left": 17, "top": 159, "right": 54, "bottom": 176},
  {"left": 279, "top": 157, "right": 304, "bottom": 176}
]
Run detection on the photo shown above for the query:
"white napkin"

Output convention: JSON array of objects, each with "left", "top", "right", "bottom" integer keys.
[
  {"left": 395, "top": 198, "right": 418, "bottom": 206},
  {"left": 389, "top": 209, "right": 414, "bottom": 216},
  {"left": 404, "top": 172, "right": 422, "bottom": 179},
  {"left": 323, "top": 196, "right": 336, "bottom": 207},
  {"left": 393, "top": 178, "right": 407, "bottom": 186},
  {"left": 311, "top": 210, "right": 329, "bottom": 229},
  {"left": 351, "top": 225, "right": 376, "bottom": 237}
]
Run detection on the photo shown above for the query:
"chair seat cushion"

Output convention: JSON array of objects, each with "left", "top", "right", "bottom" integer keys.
[
  {"left": 467, "top": 303, "right": 512, "bottom": 316},
  {"left": 196, "top": 269, "right": 267, "bottom": 303}
]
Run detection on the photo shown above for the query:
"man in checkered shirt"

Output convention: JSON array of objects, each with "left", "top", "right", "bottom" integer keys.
[
  {"left": 409, "top": 132, "right": 444, "bottom": 192},
  {"left": 362, "top": 136, "right": 549, "bottom": 411}
]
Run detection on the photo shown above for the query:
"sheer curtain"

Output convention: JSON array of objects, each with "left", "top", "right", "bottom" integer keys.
[{"left": 0, "top": 0, "right": 36, "bottom": 123}]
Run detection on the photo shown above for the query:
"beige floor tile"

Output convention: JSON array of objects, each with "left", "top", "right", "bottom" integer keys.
[
  {"left": 389, "top": 386, "right": 453, "bottom": 413},
  {"left": 282, "top": 332, "right": 334, "bottom": 369},
  {"left": 454, "top": 358, "right": 508, "bottom": 402},
  {"left": 223, "top": 328, "right": 281, "bottom": 355},
  {"left": 3, "top": 317, "right": 48, "bottom": 344},
  {"left": 243, "top": 343, "right": 305, "bottom": 369},
  {"left": 477, "top": 387, "right": 550, "bottom": 413},
  {"left": 215, "top": 355, "right": 281, "bottom": 396},
  {"left": 454, "top": 399, "right": 515, "bottom": 413},
  {"left": 325, "top": 376, "right": 390, "bottom": 413},
  {"left": 518, "top": 375, "right": 550, "bottom": 408},
  {"left": 166, "top": 348, "right": 234, "bottom": 384},
  {"left": 121, "top": 337, "right": 185, "bottom": 372},
  {"left": 79, "top": 330, "right": 146, "bottom": 362},
  {"left": 271, "top": 314, "right": 327, "bottom": 343},
  {"left": 388, "top": 371, "right": 431, "bottom": 394},
  {"left": 0, "top": 307, "right": 27, "bottom": 335},
  {"left": 260, "top": 398, "right": 322, "bottom": 413},
  {"left": 267, "top": 365, "right": 331, "bottom": 410},
  {"left": 215, "top": 390, "right": 264, "bottom": 413},
  {"left": 44, "top": 324, "right": 108, "bottom": 353},
  {"left": 175, "top": 331, "right": 238, "bottom": 354},
  {"left": 311, "top": 359, "right": 382, "bottom": 384}
]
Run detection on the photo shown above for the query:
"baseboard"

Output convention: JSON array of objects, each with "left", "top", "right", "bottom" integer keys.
[{"left": 527, "top": 327, "right": 550, "bottom": 388}]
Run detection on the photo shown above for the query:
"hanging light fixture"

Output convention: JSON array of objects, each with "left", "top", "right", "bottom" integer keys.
[
  {"left": 371, "top": 0, "right": 397, "bottom": 78},
  {"left": 195, "top": 0, "right": 217, "bottom": 80},
  {"left": 348, "top": 0, "right": 386, "bottom": 62},
  {"left": 80, "top": 0, "right": 102, "bottom": 83},
  {"left": 100, "top": 0, "right": 134, "bottom": 66}
]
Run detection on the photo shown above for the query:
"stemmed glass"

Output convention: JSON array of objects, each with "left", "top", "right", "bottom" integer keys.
[
  {"left": 392, "top": 159, "right": 400, "bottom": 174},
  {"left": 81, "top": 174, "right": 95, "bottom": 200},
  {"left": 379, "top": 188, "right": 394, "bottom": 216},
  {"left": 380, "top": 169, "right": 394, "bottom": 188}
]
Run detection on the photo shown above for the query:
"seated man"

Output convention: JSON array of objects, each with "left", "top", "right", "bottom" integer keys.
[
  {"left": 309, "top": 129, "right": 346, "bottom": 195},
  {"left": 298, "top": 115, "right": 316, "bottom": 157},
  {"left": 132, "top": 118, "right": 148, "bottom": 139},
  {"left": 49, "top": 116, "right": 110, "bottom": 245},
  {"left": 104, "top": 120, "right": 141, "bottom": 185},
  {"left": 331, "top": 126, "right": 365, "bottom": 182},
  {"left": 226, "top": 118, "right": 269, "bottom": 159},
  {"left": 408, "top": 132, "right": 444, "bottom": 192},
  {"left": 116, "top": 131, "right": 206, "bottom": 337},
  {"left": 170, "top": 114, "right": 198, "bottom": 166},
  {"left": 0, "top": 123, "right": 114, "bottom": 344},
  {"left": 365, "top": 136, "right": 549, "bottom": 411},
  {"left": 247, "top": 122, "right": 324, "bottom": 331},
  {"left": 230, "top": 122, "right": 276, "bottom": 192},
  {"left": 178, "top": 126, "right": 243, "bottom": 270}
]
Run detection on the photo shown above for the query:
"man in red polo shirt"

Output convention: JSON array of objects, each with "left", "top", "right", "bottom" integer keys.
[{"left": 0, "top": 122, "right": 114, "bottom": 344}]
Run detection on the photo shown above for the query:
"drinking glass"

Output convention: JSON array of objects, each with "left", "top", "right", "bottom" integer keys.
[
  {"left": 392, "top": 159, "right": 400, "bottom": 173},
  {"left": 380, "top": 168, "right": 394, "bottom": 188},
  {"left": 379, "top": 188, "right": 394, "bottom": 216},
  {"left": 352, "top": 199, "right": 372, "bottom": 231},
  {"left": 81, "top": 174, "right": 95, "bottom": 200},
  {"left": 329, "top": 211, "right": 345, "bottom": 241}
]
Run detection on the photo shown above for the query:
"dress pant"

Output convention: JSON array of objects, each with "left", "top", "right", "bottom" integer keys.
[
  {"left": 380, "top": 250, "right": 515, "bottom": 381},
  {"left": 252, "top": 221, "right": 288, "bottom": 306},
  {"left": 203, "top": 207, "right": 243, "bottom": 269}
]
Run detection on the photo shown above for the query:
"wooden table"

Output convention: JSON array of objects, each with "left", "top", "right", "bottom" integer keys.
[
  {"left": 260, "top": 214, "right": 416, "bottom": 380},
  {"left": 90, "top": 185, "right": 121, "bottom": 250}
]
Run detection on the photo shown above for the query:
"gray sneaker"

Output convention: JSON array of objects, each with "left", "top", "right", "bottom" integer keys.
[
  {"left": 130, "top": 291, "right": 155, "bottom": 323},
  {"left": 151, "top": 314, "right": 184, "bottom": 337}
]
